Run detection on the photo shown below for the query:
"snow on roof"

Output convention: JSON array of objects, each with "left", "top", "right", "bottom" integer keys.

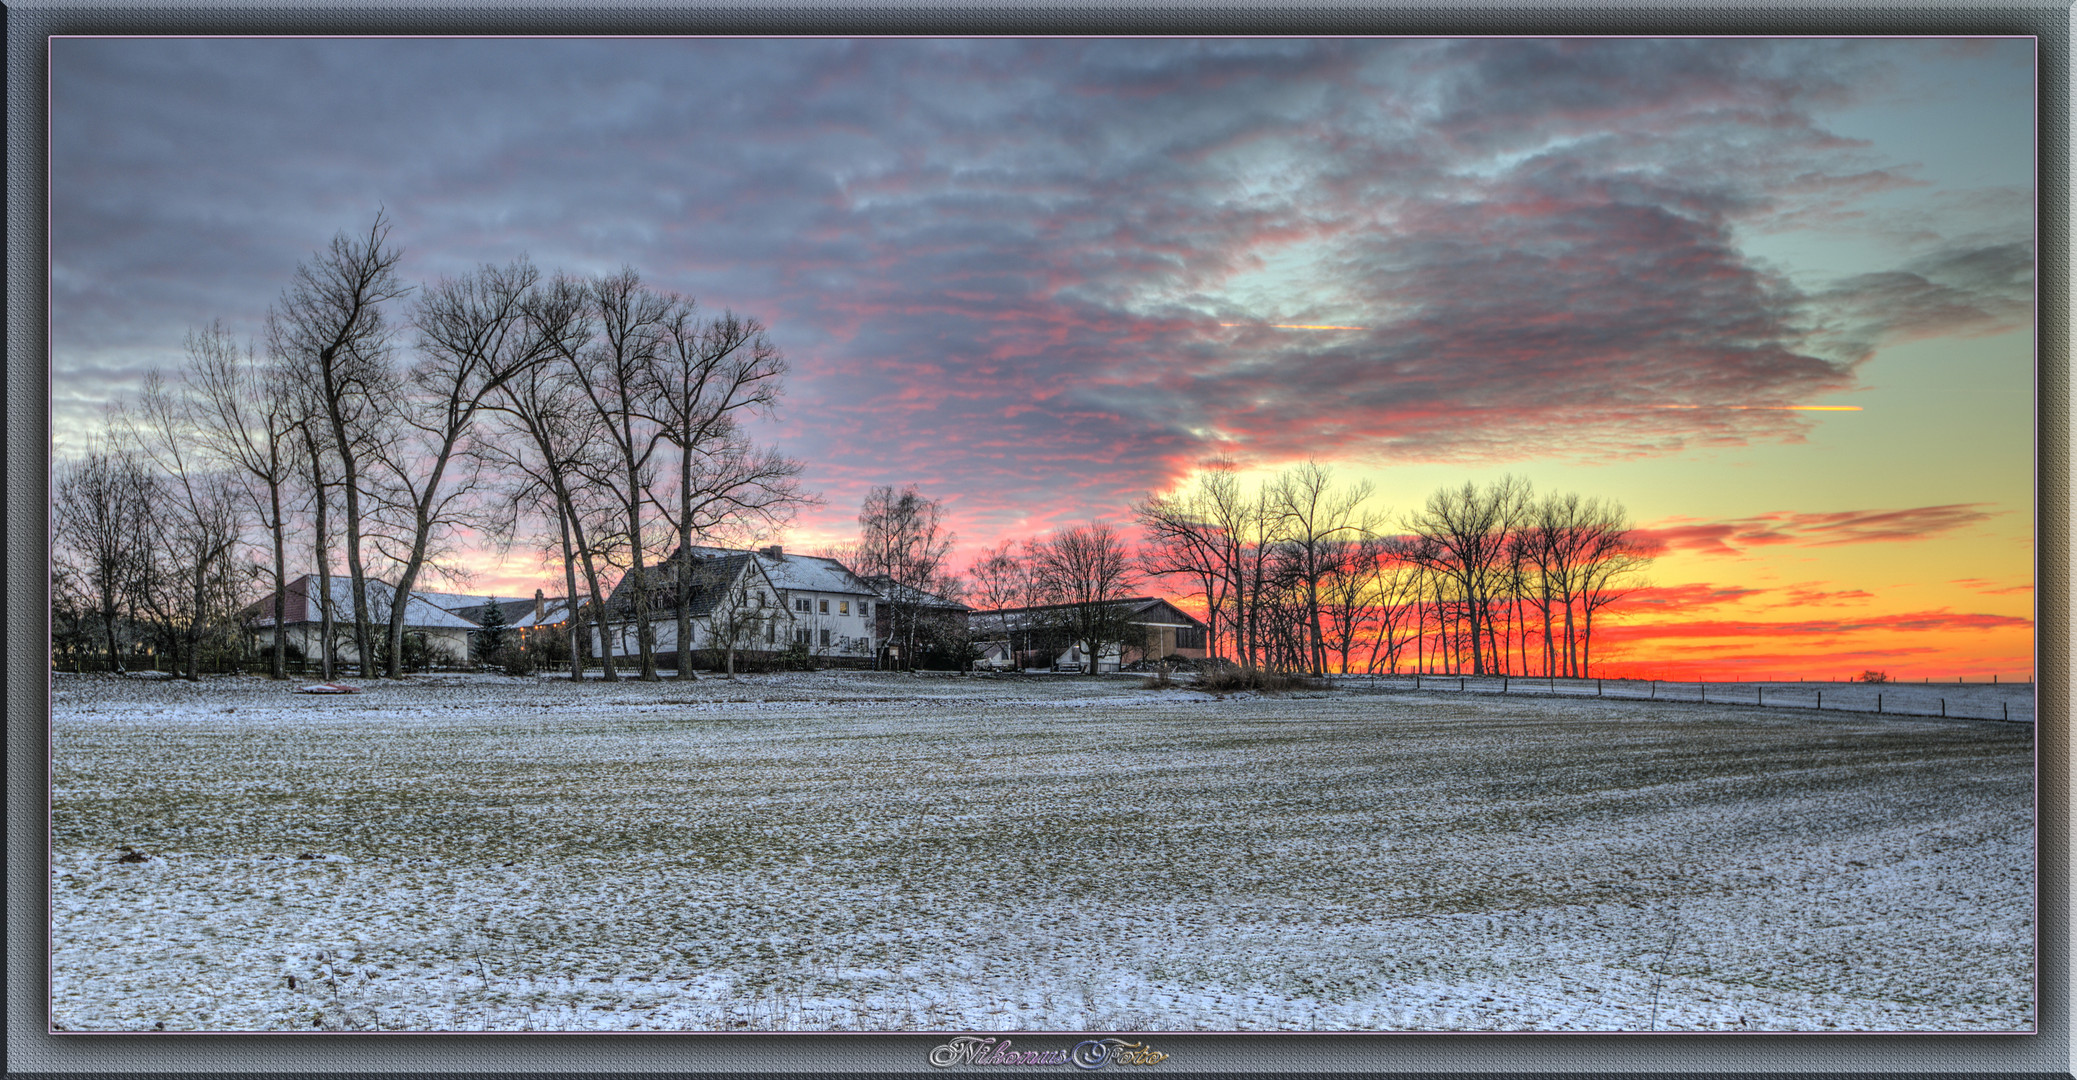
[
  {"left": 250, "top": 575, "right": 482, "bottom": 630},
  {"left": 420, "top": 591, "right": 576, "bottom": 630},
  {"left": 682, "top": 545, "right": 879, "bottom": 598},
  {"left": 967, "top": 597, "right": 1201, "bottom": 631},
  {"left": 865, "top": 576, "right": 970, "bottom": 611}
]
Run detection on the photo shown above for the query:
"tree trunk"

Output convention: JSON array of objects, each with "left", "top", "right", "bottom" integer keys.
[
  {"left": 1562, "top": 599, "right": 1577, "bottom": 679},
  {"left": 315, "top": 501, "right": 335, "bottom": 682},
  {"left": 269, "top": 480, "right": 288, "bottom": 679},
  {"left": 557, "top": 505, "right": 585, "bottom": 681},
  {"left": 570, "top": 513, "right": 618, "bottom": 683}
]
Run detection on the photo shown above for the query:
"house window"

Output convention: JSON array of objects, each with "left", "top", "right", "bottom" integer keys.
[
  {"left": 795, "top": 629, "right": 811, "bottom": 645},
  {"left": 767, "top": 623, "right": 776, "bottom": 644},
  {"left": 795, "top": 597, "right": 810, "bottom": 613},
  {"left": 820, "top": 628, "right": 832, "bottom": 646},
  {"left": 756, "top": 591, "right": 766, "bottom": 606},
  {"left": 862, "top": 601, "right": 871, "bottom": 618},
  {"left": 819, "top": 599, "right": 829, "bottom": 614},
  {"left": 1176, "top": 626, "right": 1205, "bottom": 651},
  {"left": 839, "top": 600, "right": 850, "bottom": 616}
]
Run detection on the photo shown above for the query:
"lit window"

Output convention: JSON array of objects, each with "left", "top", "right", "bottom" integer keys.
[
  {"left": 840, "top": 600, "right": 850, "bottom": 615},
  {"left": 819, "top": 599, "right": 829, "bottom": 614}
]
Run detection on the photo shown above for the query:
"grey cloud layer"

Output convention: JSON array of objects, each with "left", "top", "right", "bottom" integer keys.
[{"left": 51, "top": 37, "right": 2034, "bottom": 530}]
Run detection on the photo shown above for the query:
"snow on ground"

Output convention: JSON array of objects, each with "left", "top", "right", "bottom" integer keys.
[{"left": 49, "top": 670, "right": 2034, "bottom": 1032}]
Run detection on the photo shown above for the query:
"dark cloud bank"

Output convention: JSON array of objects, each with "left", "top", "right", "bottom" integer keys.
[{"left": 51, "top": 38, "right": 2034, "bottom": 537}]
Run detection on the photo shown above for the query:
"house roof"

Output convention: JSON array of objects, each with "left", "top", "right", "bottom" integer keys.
[
  {"left": 682, "top": 544, "right": 880, "bottom": 598},
  {"left": 864, "top": 575, "right": 971, "bottom": 612},
  {"left": 437, "top": 595, "right": 577, "bottom": 630},
  {"left": 606, "top": 551, "right": 770, "bottom": 620},
  {"left": 244, "top": 574, "right": 482, "bottom": 630},
  {"left": 968, "top": 597, "right": 1204, "bottom": 632}
]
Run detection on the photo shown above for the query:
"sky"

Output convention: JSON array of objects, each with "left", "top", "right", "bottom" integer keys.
[{"left": 48, "top": 37, "right": 2037, "bottom": 679}]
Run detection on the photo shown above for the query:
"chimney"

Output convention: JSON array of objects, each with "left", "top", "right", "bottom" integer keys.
[
  {"left": 534, "top": 589, "right": 545, "bottom": 623},
  {"left": 762, "top": 545, "right": 784, "bottom": 560}
]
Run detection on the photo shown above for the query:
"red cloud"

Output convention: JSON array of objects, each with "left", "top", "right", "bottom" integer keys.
[{"left": 1637, "top": 504, "right": 1998, "bottom": 556}]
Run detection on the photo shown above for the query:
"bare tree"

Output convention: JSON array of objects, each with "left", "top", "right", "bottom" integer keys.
[
  {"left": 1577, "top": 502, "right": 1653, "bottom": 676},
  {"left": 268, "top": 212, "right": 410, "bottom": 674},
  {"left": 966, "top": 540, "right": 1028, "bottom": 660},
  {"left": 1134, "top": 475, "right": 1233, "bottom": 665},
  {"left": 118, "top": 372, "right": 249, "bottom": 679},
  {"left": 1030, "top": 521, "right": 1140, "bottom": 675},
  {"left": 52, "top": 436, "right": 154, "bottom": 671},
  {"left": 644, "top": 306, "right": 807, "bottom": 680},
  {"left": 1405, "top": 476, "right": 1531, "bottom": 676},
  {"left": 1361, "top": 536, "right": 1423, "bottom": 674},
  {"left": 565, "top": 269, "right": 673, "bottom": 680},
  {"left": 185, "top": 322, "right": 300, "bottom": 678},
  {"left": 482, "top": 326, "right": 622, "bottom": 681},
  {"left": 1317, "top": 534, "right": 1385, "bottom": 676},
  {"left": 855, "top": 485, "right": 956, "bottom": 669},
  {"left": 364, "top": 257, "right": 560, "bottom": 676},
  {"left": 1270, "top": 461, "right": 1375, "bottom": 675}
]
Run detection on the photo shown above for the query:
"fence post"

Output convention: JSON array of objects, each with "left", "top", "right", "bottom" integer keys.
[
  {"left": 2004, "top": 701, "right": 2009, "bottom": 721},
  {"left": 1597, "top": 679, "right": 1603, "bottom": 697},
  {"left": 1700, "top": 684, "right": 1705, "bottom": 704},
  {"left": 1816, "top": 690, "right": 1822, "bottom": 710},
  {"left": 1459, "top": 677, "right": 1465, "bottom": 692},
  {"left": 1651, "top": 681, "right": 1656, "bottom": 699},
  {"left": 1877, "top": 693, "right": 1882, "bottom": 714},
  {"left": 1757, "top": 686, "right": 1763, "bottom": 706},
  {"left": 1941, "top": 698, "right": 1946, "bottom": 718}
]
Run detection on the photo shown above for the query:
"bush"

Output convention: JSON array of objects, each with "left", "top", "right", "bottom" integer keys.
[
  {"left": 528, "top": 628, "right": 571, "bottom": 666},
  {"left": 1197, "top": 666, "right": 1324, "bottom": 694},
  {"left": 499, "top": 648, "right": 535, "bottom": 676},
  {"left": 1856, "top": 669, "right": 1890, "bottom": 684},
  {"left": 780, "top": 639, "right": 816, "bottom": 671}
]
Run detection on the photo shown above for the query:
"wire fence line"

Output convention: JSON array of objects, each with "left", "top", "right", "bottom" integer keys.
[{"left": 1328, "top": 673, "right": 2034, "bottom": 725}]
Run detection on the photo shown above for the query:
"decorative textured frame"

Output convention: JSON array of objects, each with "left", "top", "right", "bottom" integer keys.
[{"left": 7, "top": 6, "right": 2067, "bottom": 1076}]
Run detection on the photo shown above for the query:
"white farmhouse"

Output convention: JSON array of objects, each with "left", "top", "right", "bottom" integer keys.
[{"left": 595, "top": 551, "right": 794, "bottom": 668}]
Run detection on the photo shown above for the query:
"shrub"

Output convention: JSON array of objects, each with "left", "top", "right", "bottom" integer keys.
[
  {"left": 500, "top": 648, "right": 535, "bottom": 676},
  {"left": 780, "top": 639, "right": 816, "bottom": 671},
  {"left": 529, "top": 629, "right": 571, "bottom": 666},
  {"left": 1856, "top": 669, "right": 1890, "bottom": 684},
  {"left": 1197, "top": 666, "right": 1325, "bottom": 694}
]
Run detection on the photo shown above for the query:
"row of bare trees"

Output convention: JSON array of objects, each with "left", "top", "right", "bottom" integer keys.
[
  {"left": 1134, "top": 463, "right": 1652, "bottom": 678},
  {"left": 51, "top": 212, "right": 808, "bottom": 682}
]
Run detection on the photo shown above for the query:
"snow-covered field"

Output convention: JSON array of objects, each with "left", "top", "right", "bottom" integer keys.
[{"left": 49, "top": 671, "right": 2034, "bottom": 1032}]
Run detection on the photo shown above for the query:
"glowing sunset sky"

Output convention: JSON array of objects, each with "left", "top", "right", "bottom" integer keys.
[{"left": 49, "top": 38, "right": 2036, "bottom": 679}]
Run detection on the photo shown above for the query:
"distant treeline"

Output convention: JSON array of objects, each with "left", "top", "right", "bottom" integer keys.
[{"left": 1131, "top": 465, "right": 1651, "bottom": 677}]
